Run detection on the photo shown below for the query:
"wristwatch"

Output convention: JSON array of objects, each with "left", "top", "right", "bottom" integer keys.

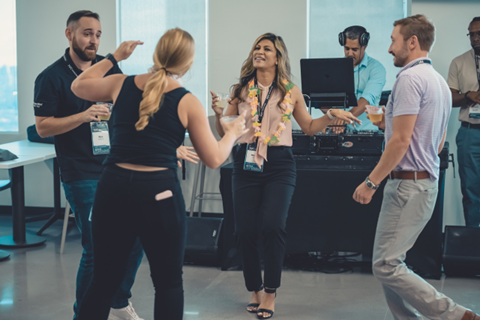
[
  {"left": 365, "top": 176, "right": 379, "bottom": 190},
  {"left": 465, "top": 91, "right": 472, "bottom": 103},
  {"left": 327, "top": 109, "right": 336, "bottom": 120},
  {"left": 105, "top": 53, "right": 118, "bottom": 66}
]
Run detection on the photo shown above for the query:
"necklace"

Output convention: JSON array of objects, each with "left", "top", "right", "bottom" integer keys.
[{"left": 248, "top": 78, "right": 294, "bottom": 146}]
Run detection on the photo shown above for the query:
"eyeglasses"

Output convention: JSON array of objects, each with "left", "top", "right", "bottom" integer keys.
[{"left": 467, "top": 31, "right": 480, "bottom": 38}]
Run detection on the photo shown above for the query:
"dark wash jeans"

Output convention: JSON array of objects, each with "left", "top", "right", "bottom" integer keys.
[
  {"left": 457, "top": 125, "right": 480, "bottom": 227},
  {"left": 78, "top": 165, "right": 186, "bottom": 320},
  {"left": 63, "top": 179, "right": 144, "bottom": 319},
  {"left": 232, "top": 144, "right": 296, "bottom": 291}
]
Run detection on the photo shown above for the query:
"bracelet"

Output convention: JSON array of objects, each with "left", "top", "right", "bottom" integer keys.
[
  {"left": 465, "top": 91, "right": 472, "bottom": 103},
  {"left": 326, "top": 109, "right": 336, "bottom": 120},
  {"left": 105, "top": 53, "right": 118, "bottom": 66}
]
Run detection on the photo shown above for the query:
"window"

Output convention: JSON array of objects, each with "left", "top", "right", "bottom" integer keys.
[
  {"left": 117, "top": 0, "right": 208, "bottom": 107},
  {"left": 0, "top": 0, "right": 18, "bottom": 132},
  {"left": 307, "top": 0, "right": 407, "bottom": 91}
]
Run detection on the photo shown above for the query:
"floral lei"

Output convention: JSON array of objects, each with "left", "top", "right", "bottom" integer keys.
[{"left": 248, "top": 78, "right": 294, "bottom": 146}]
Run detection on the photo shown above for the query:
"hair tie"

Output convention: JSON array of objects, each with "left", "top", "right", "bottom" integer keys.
[{"left": 160, "top": 67, "right": 168, "bottom": 72}]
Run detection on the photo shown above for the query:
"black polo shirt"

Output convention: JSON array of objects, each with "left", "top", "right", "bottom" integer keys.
[{"left": 34, "top": 48, "right": 122, "bottom": 183}]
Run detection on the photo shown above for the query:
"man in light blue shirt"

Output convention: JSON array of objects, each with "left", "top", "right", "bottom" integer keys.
[{"left": 331, "top": 25, "right": 387, "bottom": 132}]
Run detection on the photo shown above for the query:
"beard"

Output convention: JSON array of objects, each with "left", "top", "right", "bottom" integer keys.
[
  {"left": 393, "top": 44, "right": 409, "bottom": 67},
  {"left": 72, "top": 36, "right": 96, "bottom": 62}
]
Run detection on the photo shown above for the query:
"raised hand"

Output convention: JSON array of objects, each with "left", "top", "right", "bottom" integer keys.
[
  {"left": 113, "top": 41, "right": 144, "bottom": 62},
  {"left": 210, "top": 90, "right": 225, "bottom": 116},
  {"left": 221, "top": 110, "right": 248, "bottom": 139}
]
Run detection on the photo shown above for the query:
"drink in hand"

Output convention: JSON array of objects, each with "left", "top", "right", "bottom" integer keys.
[
  {"left": 216, "top": 99, "right": 228, "bottom": 109},
  {"left": 98, "top": 114, "right": 111, "bottom": 121},
  {"left": 215, "top": 93, "right": 229, "bottom": 109},
  {"left": 97, "top": 103, "right": 113, "bottom": 121},
  {"left": 366, "top": 105, "right": 383, "bottom": 123},
  {"left": 369, "top": 113, "right": 383, "bottom": 122}
]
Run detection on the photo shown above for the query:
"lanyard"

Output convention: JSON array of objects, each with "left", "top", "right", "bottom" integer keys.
[
  {"left": 410, "top": 59, "right": 432, "bottom": 68},
  {"left": 64, "top": 54, "right": 79, "bottom": 78},
  {"left": 254, "top": 78, "right": 275, "bottom": 123},
  {"left": 63, "top": 53, "right": 98, "bottom": 78}
]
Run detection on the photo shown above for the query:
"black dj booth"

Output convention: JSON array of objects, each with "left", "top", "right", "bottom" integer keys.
[{"left": 218, "top": 130, "right": 450, "bottom": 279}]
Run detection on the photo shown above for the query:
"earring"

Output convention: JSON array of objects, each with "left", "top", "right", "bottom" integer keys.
[{"left": 276, "top": 62, "right": 278, "bottom": 65}]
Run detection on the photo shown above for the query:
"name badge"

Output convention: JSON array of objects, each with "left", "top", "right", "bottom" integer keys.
[
  {"left": 90, "top": 122, "right": 111, "bottom": 155},
  {"left": 243, "top": 143, "right": 264, "bottom": 172},
  {"left": 469, "top": 104, "right": 480, "bottom": 119}
]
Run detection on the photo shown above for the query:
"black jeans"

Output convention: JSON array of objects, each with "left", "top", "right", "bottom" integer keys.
[
  {"left": 78, "top": 165, "right": 186, "bottom": 320},
  {"left": 232, "top": 144, "right": 296, "bottom": 291}
]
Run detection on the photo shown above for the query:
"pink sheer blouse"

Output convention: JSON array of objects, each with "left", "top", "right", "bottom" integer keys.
[{"left": 236, "top": 81, "right": 294, "bottom": 167}]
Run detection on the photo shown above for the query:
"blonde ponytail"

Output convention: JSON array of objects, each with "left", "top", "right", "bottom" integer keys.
[
  {"left": 135, "top": 69, "right": 168, "bottom": 131},
  {"left": 134, "top": 28, "right": 195, "bottom": 131}
]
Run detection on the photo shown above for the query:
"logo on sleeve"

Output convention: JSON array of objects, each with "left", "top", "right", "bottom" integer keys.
[{"left": 33, "top": 102, "right": 43, "bottom": 108}]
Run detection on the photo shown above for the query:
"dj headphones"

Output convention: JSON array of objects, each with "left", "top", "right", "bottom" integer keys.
[{"left": 338, "top": 26, "right": 370, "bottom": 47}]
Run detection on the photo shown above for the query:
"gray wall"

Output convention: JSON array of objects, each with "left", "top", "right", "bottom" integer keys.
[{"left": 1, "top": 0, "right": 478, "bottom": 228}]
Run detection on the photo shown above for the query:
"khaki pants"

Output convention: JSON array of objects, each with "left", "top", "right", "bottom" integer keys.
[{"left": 373, "top": 179, "right": 467, "bottom": 320}]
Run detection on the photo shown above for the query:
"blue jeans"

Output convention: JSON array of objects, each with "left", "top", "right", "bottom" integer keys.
[
  {"left": 456, "top": 126, "right": 480, "bottom": 227},
  {"left": 63, "top": 180, "right": 144, "bottom": 319}
]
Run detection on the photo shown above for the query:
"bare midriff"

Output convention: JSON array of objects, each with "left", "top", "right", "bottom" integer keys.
[{"left": 115, "top": 163, "right": 168, "bottom": 172}]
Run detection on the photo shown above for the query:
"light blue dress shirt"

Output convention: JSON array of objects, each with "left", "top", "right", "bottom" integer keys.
[{"left": 347, "top": 52, "right": 386, "bottom": 131}]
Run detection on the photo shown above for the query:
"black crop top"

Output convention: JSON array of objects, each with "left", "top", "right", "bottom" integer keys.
[{"left": 104, "top": 75, "right": 188, "bottom": 168}]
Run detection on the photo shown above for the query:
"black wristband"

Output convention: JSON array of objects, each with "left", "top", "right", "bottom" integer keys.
[
  {"left": 105, "top": 53, "right": 118, "bottom": 66},
  {"left": 465, "top": 91, "right": 472, "bottom": 103}
]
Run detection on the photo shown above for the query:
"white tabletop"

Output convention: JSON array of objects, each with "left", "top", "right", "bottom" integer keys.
[{"left": 0, "top": 140, "right": 56, "bottom": 169}]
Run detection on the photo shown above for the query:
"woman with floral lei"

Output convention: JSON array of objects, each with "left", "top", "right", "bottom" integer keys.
[{"left": 211, "top": 33, "right": 360, "bottom": 319}]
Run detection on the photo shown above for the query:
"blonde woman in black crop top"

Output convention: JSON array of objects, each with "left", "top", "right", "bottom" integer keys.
[{"left": 71, "top": 28, "right": 247, "bottom": 320}]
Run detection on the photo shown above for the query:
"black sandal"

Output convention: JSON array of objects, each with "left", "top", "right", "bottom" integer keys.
[
  {"left": 256, "top": 287, "right": 276, "bottom": 319},
  {"left": 246, "top": 285, "right": 264, "bottom": 313}
]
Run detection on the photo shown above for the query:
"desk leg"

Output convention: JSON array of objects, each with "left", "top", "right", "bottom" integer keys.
[
  {"left": 36, "top": 159, "right": 62, "bottom": 236},
  {"left": 0, "top": 166, "right": 46, "bottom": 248}
]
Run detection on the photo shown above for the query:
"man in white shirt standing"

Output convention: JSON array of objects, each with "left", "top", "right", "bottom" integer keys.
[
  {"left": 353, "top": 14, "right": 479, "bottom": 320},
  {"left": 448, "top": 16, "right": 480, "bottom": 228}
]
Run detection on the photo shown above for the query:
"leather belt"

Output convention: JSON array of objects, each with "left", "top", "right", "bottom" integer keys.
[
  {"left": 389, "top": 171, "right": 430, "bottom": 180},
  {"left": 461, "top": 122, "right": 480, "bottom": 129}
]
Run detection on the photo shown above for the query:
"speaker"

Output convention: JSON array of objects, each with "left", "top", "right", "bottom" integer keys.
[
  {"left": 443, "top": 226, "right": 480, "bottom": 277},
  {"left": 184, "top": 217, "right": 223, "bottom": 265}
]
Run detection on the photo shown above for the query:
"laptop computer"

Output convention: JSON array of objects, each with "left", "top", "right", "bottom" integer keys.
[{"left": 300, "top": 58, "right": 357, "bottom": 108}]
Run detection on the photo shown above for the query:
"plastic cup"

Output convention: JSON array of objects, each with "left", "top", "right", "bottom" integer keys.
[
  {"left": 97, "top": 102, "right": 113, "bottom": 121},
  {"left": 366, "top": 105, "right": 383, "bottom": 122},
  {"left": 215, "top": 93, "right": 229, "bottom": 109},
  {"left": 221, "top": 115, "right": 239, "bottom": 123}
]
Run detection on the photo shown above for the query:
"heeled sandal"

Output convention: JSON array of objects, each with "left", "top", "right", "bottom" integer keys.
[
  {"left": 246, "top": 285, "right": 264, "bottom": 313},
  {"left": 256, "top": 287, "right": 276, "bottom": 319}
]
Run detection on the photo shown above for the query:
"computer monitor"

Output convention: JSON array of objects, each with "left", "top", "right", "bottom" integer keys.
[{"left": 300, "top": 58, "right": 357, "bottom": 108}]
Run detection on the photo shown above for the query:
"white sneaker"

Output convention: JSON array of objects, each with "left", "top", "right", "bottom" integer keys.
[{"left": 108, "top": 301, "right": 144, "bottom": 320}]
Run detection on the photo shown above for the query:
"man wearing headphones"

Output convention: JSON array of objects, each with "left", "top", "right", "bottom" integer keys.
[{"left": 330, "top": 25, "right": 387, "bottom": 132}]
